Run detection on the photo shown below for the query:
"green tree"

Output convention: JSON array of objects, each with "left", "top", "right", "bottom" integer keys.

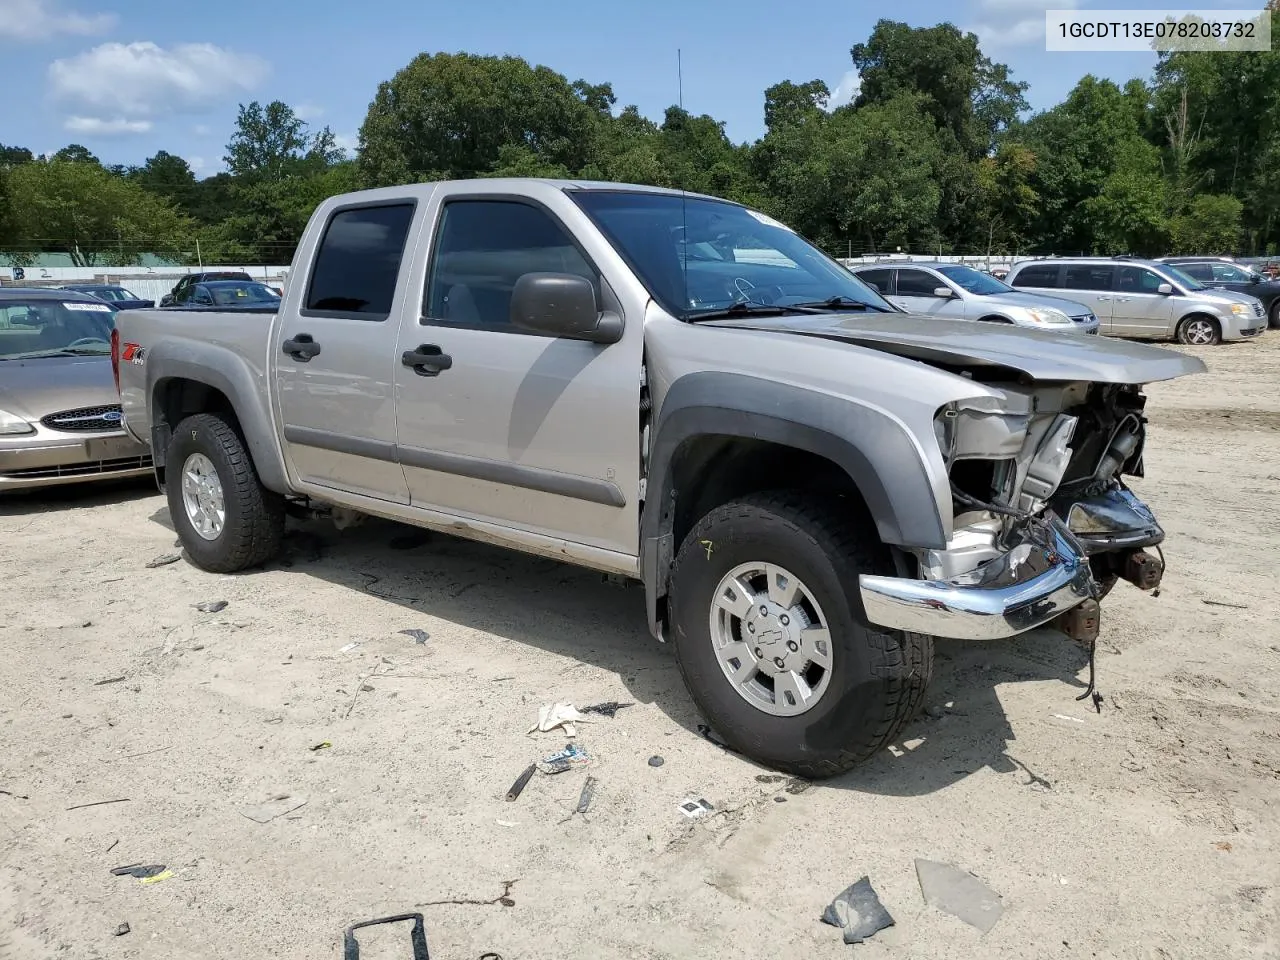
[
  {"left": 1168, "top": 193, "right": 1243, "bottom": 253},
  {"left": 225, "top": 101, "right": 341, "bottom": 182},
  {"left": 5, "top": 159, "right": 193, "bottom": 265},
  {"left": 1, "top": 143, "right": 33, "bottom": 167},
  {"left": 131, "top": 151, "right": 199, "bottom": 213},
  {"left": 51, "top": 144, "right": 100, "bottom": 165}
]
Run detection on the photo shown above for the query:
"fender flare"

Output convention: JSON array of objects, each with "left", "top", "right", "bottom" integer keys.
[
  {"left": 638, "top": 371, "right": 946, "bottom": 639},
  {"left": 144, "top": 339, "right": 290, "bottom": 494}
]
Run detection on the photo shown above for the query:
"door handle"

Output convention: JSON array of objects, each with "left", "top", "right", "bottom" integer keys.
[
  {"left": 282, "top": 333, "right": 321, "bottom": 361},
  {"left": 402, "top": 343, "right": 453, "bottom": 377},
  {"left": 1096, "top": 296, "right": 1111, "bottom": 302},
  {"left": 1115, "top": 297, "right": 1130, "bottom": 302}
]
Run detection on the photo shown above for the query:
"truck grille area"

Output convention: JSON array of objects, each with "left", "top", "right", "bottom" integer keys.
[
  {"left": 0, "top": 454, "right": 152, "bottom": 480},
  {"left": 40, "top": 404, "right": 124, "bottom": 432}
]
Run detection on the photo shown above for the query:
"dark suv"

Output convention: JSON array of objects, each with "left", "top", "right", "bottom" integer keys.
[
  {"left": 159, "top": 271, "right": 253, "bottom": 307},
  {"left": 1159, "top": 257, "right": 1280, "bottom": 329}
]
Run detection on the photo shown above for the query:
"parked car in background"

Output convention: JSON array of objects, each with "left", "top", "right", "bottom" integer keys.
[
  {"left": 159, "top": 271, "right": 254, "bottom": 307},
  {"left": 1158, "top": 257, "right": 1280, "bottom": 329},
  {"left": 1006, "top": 257, "right": 1267, "bottom": 345},
  {"left": 58, "top": 283, "right": 154, "bottom": 310},
  {"left": 849, "top": 261, "right": 1100, "bottom": 334},
  {"left": 164, "top": 279, "right": 281, "bottom": 310},
  {"left": 0, "top": 288, "right": 151, "bottom": 490}
]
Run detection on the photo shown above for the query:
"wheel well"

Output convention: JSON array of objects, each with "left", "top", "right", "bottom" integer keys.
[
  {"left": 151, "top": 377, "right": 239, "bottom": 483},
  {"left": 1177, "top": 312, "right": 1220, "bottom": 335},
  {"left": 978, "top": 314, "right": 1013, "bottom": 324},
  {"left": 667, "top": 436, "right": 871, "bottom": 555}
]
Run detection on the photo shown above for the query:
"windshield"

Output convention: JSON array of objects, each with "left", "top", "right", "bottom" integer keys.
[
  {"left": 936, "top": 265, "right": 1014, "bottom": 296},
  {"left": 1154, "top": 264, "right": 1206, "bottom": 291},
  {"left": 0, "top": 300, "right": 115, "bottom": 359},
  {"left": 570, "top": 191, "right": 895, "bottom": 318},
  {"left": 89, "top": 287, "right": 140, "bottom": 301},
  {"left": 208, "top": 282, "right": 279, "bottom": 306}
]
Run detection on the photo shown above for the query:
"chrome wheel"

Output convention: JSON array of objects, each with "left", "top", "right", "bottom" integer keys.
[
  {"left": 709, "top": 562, "right": 834, "bottom": 717},
  {"left": 180, "top": 452, "right": 225, "bottom": 541},
  {"left": 1183, "top": 318, "right": 1217, "bottom": 345}
]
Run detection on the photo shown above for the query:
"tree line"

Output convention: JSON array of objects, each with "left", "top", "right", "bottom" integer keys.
[{"left": 2, "top": 15, "right": 1278, "bottom": 268}]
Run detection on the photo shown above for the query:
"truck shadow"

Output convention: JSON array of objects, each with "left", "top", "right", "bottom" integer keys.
[
  {"left": 225, "top": 513, "right": 1095, "bottom": 797},
  {"left": 0, "top": 476, "right": 156, "bottom": 517}
]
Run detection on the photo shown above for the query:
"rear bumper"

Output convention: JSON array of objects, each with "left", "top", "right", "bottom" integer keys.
[
  {"left": 0, "top": 431, "right": 152, "bottom": 490},
  {"left": 859, "top": 518, "right": 1095, "bottom": 641}
]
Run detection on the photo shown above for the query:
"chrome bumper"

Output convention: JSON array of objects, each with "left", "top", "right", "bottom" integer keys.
[
  {"left": 0, "top": 431, "right": 152, "bottom": 490},
  {"left": 859, "top": 519, "right": 1095, "bottom": 641}
]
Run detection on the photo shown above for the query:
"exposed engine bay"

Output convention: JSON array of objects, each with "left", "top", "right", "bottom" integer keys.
[{"left": 929, "top": 380, "right": 1166, "bottom": 606}]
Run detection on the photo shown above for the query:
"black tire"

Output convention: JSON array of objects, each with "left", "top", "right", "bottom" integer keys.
[
  {"left": 166, "top": 413, "right": 285, "bottom": 573},
  {"left": 1176, "top": 314, "right": 1221, "bottom": 346},
  {"left": 1269, "top": 299, "right": 1280, "bottom": 330},
  {"left": 669, "top": 491, "right": 934, "bottom": 778}
]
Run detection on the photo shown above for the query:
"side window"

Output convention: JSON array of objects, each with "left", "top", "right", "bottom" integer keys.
[
  {"left": 1118, "top": 267, "right": 1163, "bottom": 293},
  {"left": 1211, "top": 262, "right": 1249, "bottom": 282},
  {"left": 1063, "top": 265, "right": 1115, "bottom": 291},
  {"left": 174, "top": 285, "right": 192, "bottom": 304},
  {"left": 856, "top": 268, "right": 892, "bottom": 294},
  {"left": 896, "top": 269, "right": 943, "bottom": 296},
  {"left": 192, "top": 285, "right": 214, "bottom": 305},
  {"left": 424, "top": 200, "right": 597, "bottom": 332},
  {"left": 1177, "top": 262, "right": 1212, "bottom": 281},
  {"left": 304, "top": 203, "right": 415, "bottom": 319},
  {"left": 1012, "top": 264, "right": 1059, "bottom": 287}
]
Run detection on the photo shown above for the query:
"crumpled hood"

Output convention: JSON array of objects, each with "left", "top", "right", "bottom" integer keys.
[
  {"left": 705, "top": 312, "right": 1208, "bottom": 384},
  {"left": 0, "top": 355, "right": 117, "bottom": 421}
]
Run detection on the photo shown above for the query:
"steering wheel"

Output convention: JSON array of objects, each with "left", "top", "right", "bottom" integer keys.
[
  {"left": 66, "top": 337, "right": 109, "bottom": 348},
  {"left": 729, "top": 277, "right": 786, "bottom": 306}
]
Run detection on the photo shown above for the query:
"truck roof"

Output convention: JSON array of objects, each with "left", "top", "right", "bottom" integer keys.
[{"left": 323, "top": 177, "right": 729, "bottom": 208}]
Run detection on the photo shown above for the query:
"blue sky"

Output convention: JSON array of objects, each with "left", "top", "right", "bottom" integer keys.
[{"left": 0, "top": 0, "right": 1256, "bottom": 176}]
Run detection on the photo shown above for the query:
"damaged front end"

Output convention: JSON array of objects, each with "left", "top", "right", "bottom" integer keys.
[{"left": 861, "top": 380, "right": 1167, "bottom": 643}]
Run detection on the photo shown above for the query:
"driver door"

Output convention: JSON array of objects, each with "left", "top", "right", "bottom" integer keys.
[{"left": 891, "top": 268, "right": 957, "bottom": 318}]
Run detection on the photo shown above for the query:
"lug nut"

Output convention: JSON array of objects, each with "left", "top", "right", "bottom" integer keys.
[
  {"left": 787, "top": 641, "right": 798, "bottom": 652},
  {"left": 780, "top": 614, "right": 790, "bottom": 625},
  {"left": 754, "top": 648, "right": 762, "bottom": 658},
  {"left": 760, "top": 605, "right": 769, "bottom": 616},
  {"left": 773, "top": 657, "right": 786, "bottom": 669},
  {"left": 747, "top": 623, "right": 755, "bottom": 633}
]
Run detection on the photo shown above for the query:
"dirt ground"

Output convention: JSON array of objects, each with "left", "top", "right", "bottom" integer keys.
[{"left": 2, "top": 336, "right": 1278, "bottom": 960}]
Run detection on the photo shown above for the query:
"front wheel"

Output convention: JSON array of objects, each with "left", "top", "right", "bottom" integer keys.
[
  {"left": 1269, "top": 299, "right": 1280, "bottom": 330},
  {"left": 1176, "top": 315, "right": 1221, "bottom": 346},
  {"left": 668, "top": 492, "right": 933, "bottom": 778},
  {"left": 166, "top": 413, "right": 285, "bottom": 573}
]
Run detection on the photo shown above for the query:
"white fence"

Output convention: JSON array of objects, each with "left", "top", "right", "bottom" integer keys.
[{"left": 0, "top": 265, "right": 291, "bottom": 303}]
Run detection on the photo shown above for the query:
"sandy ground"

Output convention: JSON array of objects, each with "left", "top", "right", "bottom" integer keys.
[{"left": 2, "top": 336, "right": 1278, "bottom": 960}]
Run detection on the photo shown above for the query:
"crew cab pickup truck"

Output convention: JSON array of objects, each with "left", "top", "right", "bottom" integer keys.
[{"left": 113, "top": 179, "right": 1205, "bottom": 777}]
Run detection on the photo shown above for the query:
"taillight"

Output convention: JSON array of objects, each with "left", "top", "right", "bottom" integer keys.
[{"left": 110, "top": 328, "right": 121, "bottom": 395}]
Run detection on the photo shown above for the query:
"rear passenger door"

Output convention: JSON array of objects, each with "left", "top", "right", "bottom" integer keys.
[
  {"left": 392, "top": 195, "right": 644, "bottom": 561},
  {"left": 274, "top": 201, "right": 417, "bottom": 504},
  {"left": 1113, "top": 266, "right": 1175, "bottom": 338},
  {"left": 1061, "top": 265, "right": 1117, "bottom": 334},
  {"left": 892, "top": 268, "right": 956, "bottom": 318}
]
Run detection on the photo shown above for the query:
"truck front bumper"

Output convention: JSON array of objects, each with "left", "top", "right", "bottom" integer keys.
[{"left": 859, "top": 518, "right": 1096, "bottom": 641}]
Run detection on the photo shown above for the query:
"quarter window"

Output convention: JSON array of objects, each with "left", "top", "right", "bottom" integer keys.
[
  {"left": 304, "top": 203, "right": 415, "bottom": 319},
  {"left": 856, "top": 268, "right": 892, "bottom": 294},
  {"left": 1012, "top": 264, "right": 1059, "bottom": 287},
  {"left": 1063, "top": 265, "right": 1115, "bottom": 291}
]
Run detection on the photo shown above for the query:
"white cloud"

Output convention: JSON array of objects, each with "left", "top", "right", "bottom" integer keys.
[
  {"left": 64, "top": 115, "right": 151, "bottom": 135},
  {"left": 965, "top": 0, "right": 1079, "bottom": 48},
  {"left": 186, "top": 155, "right": 208, "bottom": 174},
  {"left": 333, "top": 132, "right": 359, "bottom": 155},
  {"left": 295, "top": 103, "right": 324, "bottom": 121},
  {"left": 192, "top": 123, "right": 211, "bottom": 136},
  {"left": 48, "top": 41, "right": 268, "bottom": 122},
  {"left": 827, "top": 69, "right": 861, "bottom": 110},
  {"left": 0, "top": 0, "right": 115, "bottom": 40}
]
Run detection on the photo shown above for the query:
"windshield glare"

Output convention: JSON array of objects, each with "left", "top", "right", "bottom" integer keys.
[
  {"left": 936, "top": 265, "right": 1013, "bottom": 296},
  {"left": 209, "top": 282, "right": 279, "bottom": 305},
  {"left": 0, "top": 300, "right": 114, "bottom": 359},
  {"left": 1155, "top": 264, "right": 1204, "bottom": 291},
  {"left": 570, "top": 191, "right": 895, "bottom": 317}
]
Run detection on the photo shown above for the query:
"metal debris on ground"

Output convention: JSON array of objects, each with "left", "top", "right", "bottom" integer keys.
[
  {"left": 93, "top": 676, "right": 126, "bottom": 686},
  {"left": 195, "top": 600, "right": 228, "bottom": 613},
  {"left": 309, "top": 741, "right": 331, "bottom": 752},
  {"left": 561, "top": 775, "right": 597, "bottom": 820},
  {"left": 66, "top": 798, "right": 130, "bottom": 811},
  {"left": 114, "top": 922, "right": 131, "bottom": 937},
  {"left": 579, "top": 701, "right": 633, "bottom": 718},
  {"left": 111, "top": 864, "right": 167, "bottom": 879},
  {"left": 343, "top": 912, "right": 431, "bottom": 960},
  {"left": 139, "top": 870, "right": 173, "bottom": 885},
  {"left": 528, "top": 702, "right": 593, "bottom": 737},
  {"left": 0, "top": 789, "right": 30, "bottom": 799},
  {"left": 339, "top": 641, "right": 362, "bottom": 653},
  {"left": 145, "top": 554, "right": 181, "bottom": 568},
  {"left": 537, "top": 743, "right": 590, "bottom": 775},
  {"left": 914, "top": 858, "right": 1004, "bottom": 934},
  {"left": 506, "top": 763, "right": 537, "bottom": 801},
  {"left": 398, "top": 628, "right": 430, "bottom": 644},
  {"left": 820, "top": 876, "right": 895, "bottom": 945},
  {"left": 419, "top": 880, "right": 517, "bottom": 909},
  {"left": 240, "top": 795, "right": 308, "bottom": 824},
  {"left": 677, "top": 798, "right": 715, "bottom": 819},
  {"left": 648, "top": 755, "right": 665, "bottom": 768}
]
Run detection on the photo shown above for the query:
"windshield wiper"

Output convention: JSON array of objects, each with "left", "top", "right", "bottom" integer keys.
[
  {"left": 790, "top": 295, "right": 880, "bottom": 312},
  {"left": 1, "top": 347, "right": 108, "bottom": 360},
  {"left": 683, "top": 301, "right": 824, "bottom": 322}
]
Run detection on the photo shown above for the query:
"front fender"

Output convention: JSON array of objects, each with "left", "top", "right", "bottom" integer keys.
[{"left": 144, "top": 339, "right": 290, "bottom": 495}]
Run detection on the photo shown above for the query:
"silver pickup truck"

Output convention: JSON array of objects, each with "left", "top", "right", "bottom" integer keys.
[{"left": 113, "top": 179, "right": 1205, "bottom": 777}]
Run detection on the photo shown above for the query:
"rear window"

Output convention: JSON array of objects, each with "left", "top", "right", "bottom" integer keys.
[
  {"left": 305, "top": 203, "right": 415, "bottom": 318},
  {"left": 1011, "top": 264, "right": 1059, "bottom": 287},
  {"left": 1063, "top": 265, "right": 1115, "bottom": 291}
]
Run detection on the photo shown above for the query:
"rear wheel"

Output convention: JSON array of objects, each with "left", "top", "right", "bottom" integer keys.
[
  {"left": 1176, "top": 315, "right": 1221, "bottom": 346},
  {"left": 668, "top": 491, "right": 934, "bottom": 778},
  {"left": 166, "top": 413, "right": 284, "bottom": 573},
  {"left": 1269, "top": 299, "right": 1280, "bottom": 330}
]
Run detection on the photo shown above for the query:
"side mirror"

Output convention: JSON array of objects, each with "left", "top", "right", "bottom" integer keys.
[
  {"left": 932, "top": 286, "right": 954, "bottom": 299},
  {"left": 510, "top": 273, "right": 623, "bottom": 344},
  {"left": 1156, "top": 283, "right": 1174, "bottom": 295},
  {"left": 1250, "top": 274, "right": 1261, "bottom": 283}
]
